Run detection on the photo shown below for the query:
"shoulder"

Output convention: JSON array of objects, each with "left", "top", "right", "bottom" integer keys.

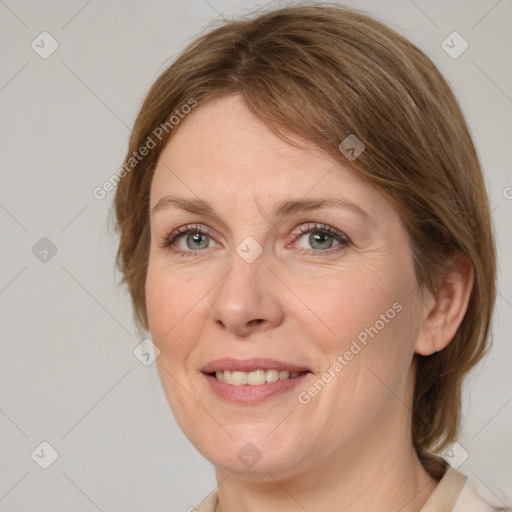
[
  {"left": 420, "top": 465, "right": 510, "bottom": 512},
  {"left": 191, "top": 489, "right": 219, "bottom": 512},
  {"left": 453, "top": 476, "right": 510, "bottom": 512}
]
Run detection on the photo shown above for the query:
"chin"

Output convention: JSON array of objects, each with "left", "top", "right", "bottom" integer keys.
[{"left": 192, "top": 425, "right": 308, "bottom": 477}]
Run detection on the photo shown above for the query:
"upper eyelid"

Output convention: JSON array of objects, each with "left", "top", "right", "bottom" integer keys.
[
  {"left": 294, "top": 222, "right": 348, "bottom": 238},
  {"left": 162, "top": 224, "right": 217, "bottom": 244}
]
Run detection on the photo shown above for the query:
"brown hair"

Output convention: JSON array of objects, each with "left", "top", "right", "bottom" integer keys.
[{"left": 112, "top": 3, "right": 496, "bottom": 466}]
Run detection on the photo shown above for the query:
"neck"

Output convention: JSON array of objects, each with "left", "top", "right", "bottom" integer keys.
[{"left": 213, "top": 402, "right": 439, "bottom": 512}]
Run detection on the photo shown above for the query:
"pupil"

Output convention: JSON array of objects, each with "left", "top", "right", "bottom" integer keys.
[{"left": 310, "top": 232, "right": 332, "bottom": 250}]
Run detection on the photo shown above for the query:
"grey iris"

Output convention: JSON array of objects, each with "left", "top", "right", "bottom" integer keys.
[
  {"left": 187, "top": 232, "right": 209, "bottom": 249},
  {"left": 309, "top": 232, "right": 334, "bottom": 250}
]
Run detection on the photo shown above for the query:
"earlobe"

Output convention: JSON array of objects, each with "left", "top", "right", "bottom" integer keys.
[{"left": 414, "top": 253, "right": 474, "bottom": 356}]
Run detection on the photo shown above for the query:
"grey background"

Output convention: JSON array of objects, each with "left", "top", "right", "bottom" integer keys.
[{"left": 0, "top": 0, "right": 510, "bottom": 510}]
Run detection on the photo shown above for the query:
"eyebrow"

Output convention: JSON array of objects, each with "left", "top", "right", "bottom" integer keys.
[{"left": 150, "top": 195, "right": 374, "bottom": 225}]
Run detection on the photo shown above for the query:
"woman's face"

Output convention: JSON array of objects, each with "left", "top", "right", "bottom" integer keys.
[{"left": 146, "top": 93, "right": 427, "bottom": 477}]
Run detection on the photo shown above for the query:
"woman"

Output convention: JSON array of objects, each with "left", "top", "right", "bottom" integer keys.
[{"left": 113, "top": 4, "right": 504, "bottom": 511}]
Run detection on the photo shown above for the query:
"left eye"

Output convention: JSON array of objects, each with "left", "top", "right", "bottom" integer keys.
[
  {"left": 292, "top": 223, "right": 348, "bottom": 253},
  {"left": 296, "top": 231, "right": 340, "bottom": 251}
]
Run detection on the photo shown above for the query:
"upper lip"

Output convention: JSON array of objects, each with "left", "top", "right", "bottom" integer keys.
[{"left": 201, "top": 357, "right": 311, "bottom": 373}]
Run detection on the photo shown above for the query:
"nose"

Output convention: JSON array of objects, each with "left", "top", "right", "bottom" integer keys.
[{"left": 209, "top": 246, "right": 285, "bottom": 337}]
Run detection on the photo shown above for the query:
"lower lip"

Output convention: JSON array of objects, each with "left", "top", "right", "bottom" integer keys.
[{"left": 203, "top": 372, "right": 311, "bottom": 404}]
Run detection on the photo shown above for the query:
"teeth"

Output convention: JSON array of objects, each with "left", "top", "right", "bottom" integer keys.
[
  {"left": 265, "top": 369, "right": 279, "bottom": 383},
  {"left": 213, "top": 369, "right": 304, "bottom": 385},
  {"left": 232, "top": 371, "right": 248, "bottom": 385},
  {"left": 248, "top": 369, "right": 266, "bottom": 385}
]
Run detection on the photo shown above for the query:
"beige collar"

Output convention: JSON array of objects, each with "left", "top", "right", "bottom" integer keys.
[
  {"left": 194, "top": 467, "right": 468, "bottom": 512},
  {"left": 419, "top": 467, "right": 467, "bottom": 512}
]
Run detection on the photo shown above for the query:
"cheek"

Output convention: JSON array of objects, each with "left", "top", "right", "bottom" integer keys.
[
  {"left": 305, "top": 256, "right": 419, "bottom": 385},
  {"left": 301, "top": 274, "right": 418, "bottom": 436},
  {"left": 145, "top": 267, "right": 171, "bottom": 341},
  {"left": 145, "top": 265, "right": 203, "bottom": 361},
  {"left": 308, "top": 267, "right": 407, "bottom": 347},
  {"left": 145, "top": 265, "right": 207, "bottom": 432}
]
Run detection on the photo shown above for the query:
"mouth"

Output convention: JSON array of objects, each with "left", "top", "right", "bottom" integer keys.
[{"left": 201, "top": 358, "right": 312, "bottom": 404}]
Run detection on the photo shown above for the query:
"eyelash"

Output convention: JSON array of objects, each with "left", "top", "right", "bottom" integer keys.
[{"left": 158, "top": 222, "right": 350, "bottom": 258}]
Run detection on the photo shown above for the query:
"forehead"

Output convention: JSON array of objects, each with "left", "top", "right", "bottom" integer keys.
[
  {"left": 150, "top": 94, "right": 390, "bottom": 222},
  {"left": 155, "top": 94, "right": 326, "bottom": 179}
]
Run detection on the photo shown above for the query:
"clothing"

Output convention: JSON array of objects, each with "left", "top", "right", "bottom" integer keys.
[{"left": 193, "top": 467, "right": 500, "bottom": 511}]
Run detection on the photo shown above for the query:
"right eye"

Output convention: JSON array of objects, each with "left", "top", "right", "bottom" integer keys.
[{"left": 158, "top": 224, "right": 219, "bottom": 257}]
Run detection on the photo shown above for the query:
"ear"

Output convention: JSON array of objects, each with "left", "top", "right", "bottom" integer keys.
[{"left": 415, "top": 252, "right": 474, "bottom": 356}]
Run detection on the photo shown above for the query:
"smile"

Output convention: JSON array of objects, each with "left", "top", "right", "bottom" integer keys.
[{"left": 201, "top": 358, "right": 312, "bottom": 404}]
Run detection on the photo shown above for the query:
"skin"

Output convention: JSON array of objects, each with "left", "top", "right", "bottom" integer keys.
[{"left": 146, "top": 93, "right": 474, "bottom": 512}]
